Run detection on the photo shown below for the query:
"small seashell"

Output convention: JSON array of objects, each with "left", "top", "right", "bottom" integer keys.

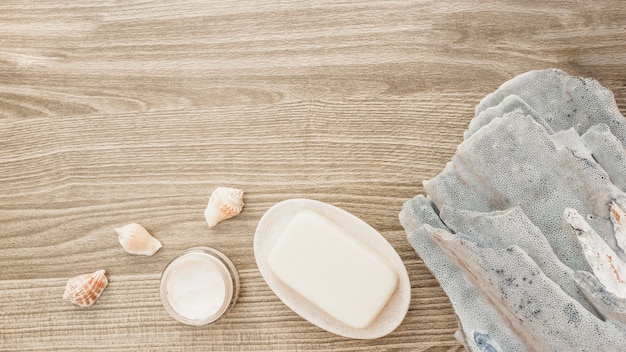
[
  {"left": 565, "top": 208, "right": 626, "bottom": 299},
  {"left": 115, "top": 223, "right": 162, "bottom": 256},
  {"left": 204, "top": 187, "right": 244, "bottom": 228},
  {"left": 63, "top": 269, "right": 108, "bottom": 307},
  {"left": 610, "top": 200, "right": 626, "bottom": 252}
]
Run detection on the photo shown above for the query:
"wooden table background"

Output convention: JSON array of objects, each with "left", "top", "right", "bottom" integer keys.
[{"left": 1, "top": 1, "right": 625, "bottom": 351}]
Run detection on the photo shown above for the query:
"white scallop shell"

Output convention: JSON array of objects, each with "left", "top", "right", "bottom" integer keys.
[
  {"left": 63, "top": 269, "right": 108, "bottom": 307},
  {"left": 204, "top": 187, "right": 244, "bottom": 228},
  {"left": 115, "top": 223, "right": 162, "bottom": 256}
]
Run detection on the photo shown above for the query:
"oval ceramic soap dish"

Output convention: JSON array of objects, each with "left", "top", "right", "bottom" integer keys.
[{"left": 254, "top": 198, "right": 411, "bottom": 339}]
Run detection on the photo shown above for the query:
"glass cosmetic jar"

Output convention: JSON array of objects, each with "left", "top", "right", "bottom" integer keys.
[{"left": 160, "top": 247, "right": 239, "bottom": 326}]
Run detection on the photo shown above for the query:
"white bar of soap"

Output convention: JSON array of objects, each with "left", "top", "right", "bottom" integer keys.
[{"left": 268, "top": 210, "right": 398, "bottom": 329}]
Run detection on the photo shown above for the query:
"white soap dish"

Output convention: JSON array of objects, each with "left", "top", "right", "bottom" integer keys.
[{"left": 254, "top": 198, "right": 411, "bottom": 339}]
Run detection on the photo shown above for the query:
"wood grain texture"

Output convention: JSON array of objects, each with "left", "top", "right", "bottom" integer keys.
[{"left": 1, "top": 1, "right": 624, "bottom": 350}]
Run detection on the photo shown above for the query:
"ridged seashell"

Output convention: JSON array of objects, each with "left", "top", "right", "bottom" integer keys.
[
  {"left": 115, "top": 223, "right": 162, "bottom": 256},
  {"left": 63, "top": 269, "right": 108, "bottom": 307},
  {"left": 204, "top": 187, "right": 244, "bottom": 228}
]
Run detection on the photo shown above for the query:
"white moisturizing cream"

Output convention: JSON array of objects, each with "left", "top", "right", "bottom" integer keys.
[{"left": 160, "top": 247, "right": 239, "bottom": 326}]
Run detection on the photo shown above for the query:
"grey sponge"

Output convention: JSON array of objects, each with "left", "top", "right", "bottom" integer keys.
[{"left": 400, "top": 69, "right": 626, "bottom": 351}]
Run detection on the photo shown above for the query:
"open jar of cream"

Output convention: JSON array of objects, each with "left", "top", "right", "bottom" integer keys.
[{"left": 160, "top": 247, "right": 239, "bottom": 326}]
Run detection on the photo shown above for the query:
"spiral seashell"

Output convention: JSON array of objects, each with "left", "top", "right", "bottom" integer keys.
[
  {"left": 115, "top": 223, "right": 162, "bottom": 256},
  {"left": 204, "top": 187, "right": 244, "bottom": 228},
  {"left": 63, "top": 269, "right": 108, "bottom": 307}
]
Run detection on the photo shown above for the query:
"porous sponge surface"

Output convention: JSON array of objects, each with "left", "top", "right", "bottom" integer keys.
[{"left": 400, "top": 69, "right": 626, "bottom": 352}]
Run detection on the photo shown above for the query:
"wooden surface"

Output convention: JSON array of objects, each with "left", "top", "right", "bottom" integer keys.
[{"left": 1, "top": 1, "right": 625, "bottom": 351}]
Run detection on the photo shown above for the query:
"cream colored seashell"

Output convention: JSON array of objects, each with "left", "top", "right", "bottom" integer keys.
[
  {"left": 565, "top": 208, "right": 626, "bottom": 299},
  {"left": 610, "top": 200, "right": 626, "bottom": 252},
  {"left": 204, "top": 187, "right": 244, "bottom": 228},
  {"left": 63, "top": 269, "right": 108, "bottom": 307},
  {"left": 115, "top": 223, "right": 162, "bottom": 256}
]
